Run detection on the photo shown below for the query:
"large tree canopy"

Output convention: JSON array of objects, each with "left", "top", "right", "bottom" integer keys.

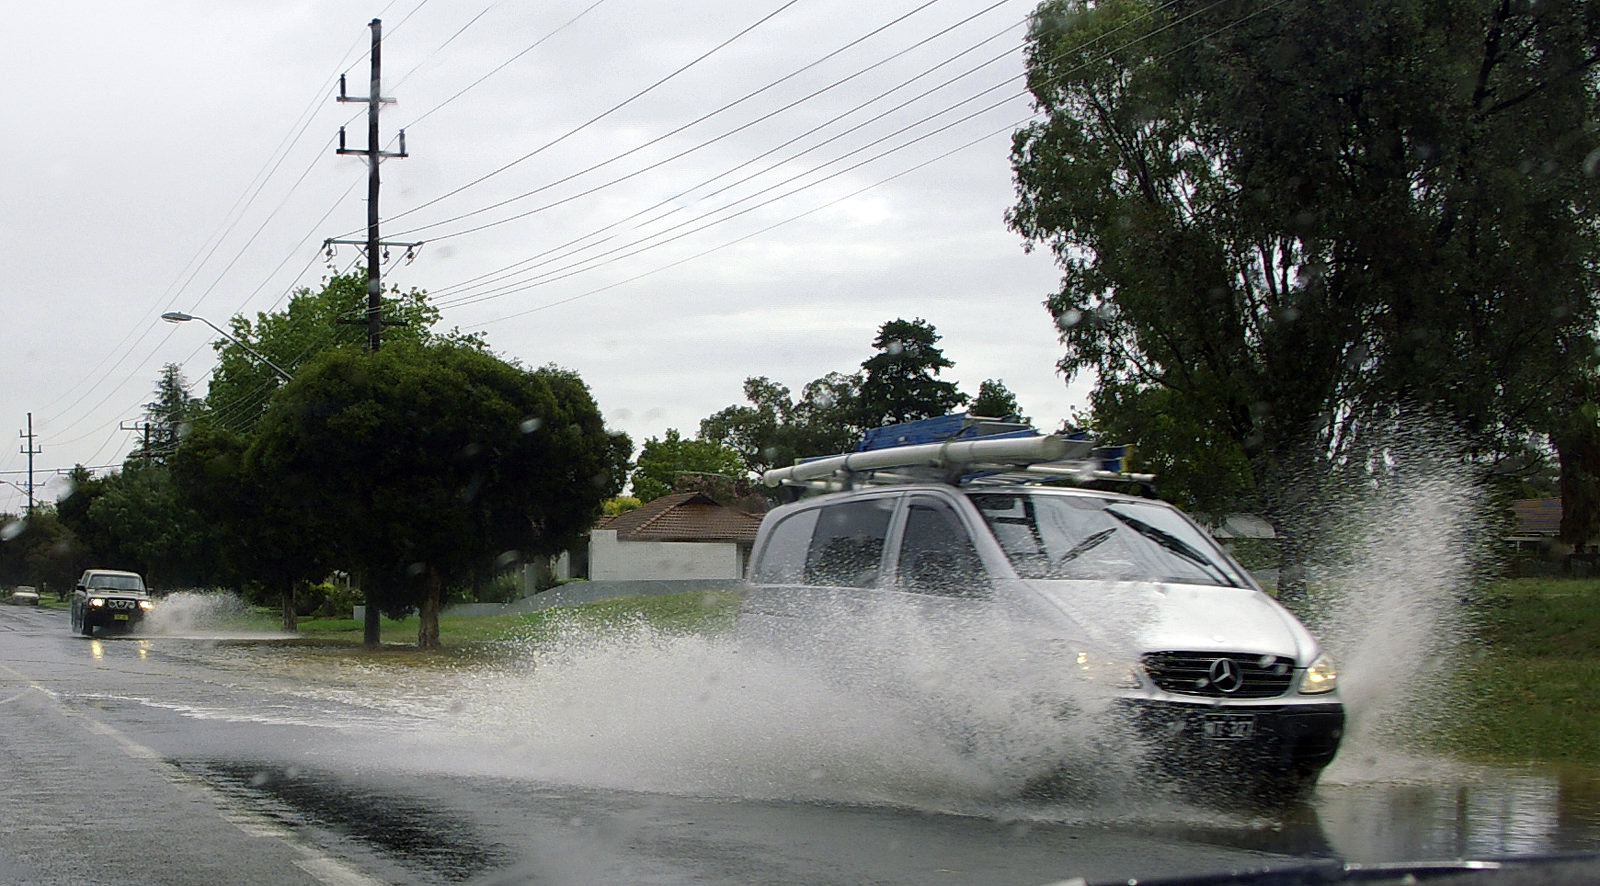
[
  {"left": 0, "top": 507, "right": 82, "bottom": 596},
  {"left": 249, "top": 342, "right": 628, "bottom": 647},
  {"left": 1008, "top": 0, "right": 1600, "bottom": 582},
  {"left": 203, "top": 272, "right": 473, "bottom": 434},
  {"left": 169, "top": 424, "right": 335, "bottom": 630}
]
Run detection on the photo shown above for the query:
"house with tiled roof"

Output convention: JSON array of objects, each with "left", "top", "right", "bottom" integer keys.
[{"left": 556, "top": 491, "right": 765, "bottom": 582}]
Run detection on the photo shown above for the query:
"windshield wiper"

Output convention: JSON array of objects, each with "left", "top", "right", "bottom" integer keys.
[
  {"left": 1103, "top": 508, "right": 1240, "bottom": 586},
  {"left": 1056, "top": 527, "right": 1116, "bottom": 565}
]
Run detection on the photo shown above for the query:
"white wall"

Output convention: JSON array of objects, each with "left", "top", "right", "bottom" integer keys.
[{"left": 588, "top": 529, "right": 744, "bottom": 581}]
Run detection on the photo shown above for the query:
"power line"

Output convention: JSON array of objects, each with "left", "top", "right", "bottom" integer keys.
[
  {"left": 412, "top": 12, "right": 1027, "bottom": 303},
  {"left": 31, "top": 25, "right": 388, "bottom": 444},
  {"left": 34, "top": 0, "right": 1248, "bottom": 476},
  {"left": 400, "top": 0, "right": 608, "bottom": 126},
  {"left": 348, "top": 0, "right": 806, "bottom": 239},
  {"left": 421, "top": 0, "right": 1250, "bottom": 317},
  {"left": 472, "top": 122, "right": 1016, "bottom": 329},
  {"left": 43, "top": 1, "right": 1017, "bottom": 447},
  {"left": 388, "top": 0, "right": 971, "bottom": 243},
  {"left": 415, "top": 40, "right": 1039, "bottom": 307}
]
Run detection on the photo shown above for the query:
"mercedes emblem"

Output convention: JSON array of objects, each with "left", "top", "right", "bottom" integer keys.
[{"left": 1208, "top": 657, "right": 1244, "bottom": 694}]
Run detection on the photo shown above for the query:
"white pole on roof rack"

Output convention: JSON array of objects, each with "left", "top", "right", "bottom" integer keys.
[{"left": 760, "top": 433, "right": 1087, "bottom": 488}]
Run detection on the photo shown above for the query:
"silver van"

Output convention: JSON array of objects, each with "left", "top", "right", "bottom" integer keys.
[{"left": 739, "top": 476, "right": 1344, "bottom": 798}]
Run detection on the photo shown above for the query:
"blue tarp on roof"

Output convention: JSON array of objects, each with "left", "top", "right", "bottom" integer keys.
[{"left": 853, "top": 413, "right": 1035, "bottom": 452}]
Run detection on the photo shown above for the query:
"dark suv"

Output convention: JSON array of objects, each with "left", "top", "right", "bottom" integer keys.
[{"left": 70, "top": 569, "right": 152, "bottom": 636}]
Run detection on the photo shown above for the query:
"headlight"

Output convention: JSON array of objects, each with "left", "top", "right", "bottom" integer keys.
[
  {"left": 1074, "top": 649, "right": 1144, "bottom": 689},
  {"left": 1299, "top": 653, "right": 1338, "bottom": 694},
  {"left": 138, "top": 600, "right": 154, "bottom": 610},
  {"left": 89, "top": 597, "right": 105, "bottom": 608}
]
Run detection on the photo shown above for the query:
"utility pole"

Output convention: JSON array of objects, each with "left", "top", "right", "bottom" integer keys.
[
  {"left": 330, "top": 18, "right": 416, "bottom": 352},
  {"left": 120, "top": 420, "right": 153, "bottom": 465},
  {"left": 18, "top": 413, "right": 39, "bottom": 515},
  {"left": 329, "top": 18, "right": 419, "bottom": 651}
]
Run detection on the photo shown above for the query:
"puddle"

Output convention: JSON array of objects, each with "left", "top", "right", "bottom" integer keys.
[
  {"left": 1312, "top": 763, "right": 1600, "bottom": 861},
  {"left": 181, "top": 761, "right": 507, "bottom": 882}
]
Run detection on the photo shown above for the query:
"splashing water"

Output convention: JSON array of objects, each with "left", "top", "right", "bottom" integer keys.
[
  {"left": 394, "top": 601, "right": 1148, "bottom": 816},
  {"left": 143, "top": 590, "right": 288, "bottom": 638},
  {"left": 365, "top": 431, "right": 1493, "bottom": 815},
  {"left": 1308, "top": 435, "right": 1490, "bottom": 784}
]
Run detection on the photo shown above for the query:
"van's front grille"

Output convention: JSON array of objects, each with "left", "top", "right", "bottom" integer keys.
[{"left": 1142, "top": 651, "right": 1295, "bottom": 699}]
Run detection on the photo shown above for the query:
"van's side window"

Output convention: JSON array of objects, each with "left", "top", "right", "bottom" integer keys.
[
  {"left": 898, "top": 498, "right": 987, "bottom": 597},
  {"left": 750, "top": 509, "right": 819, "bottom": 584},
  {"left": 804, "top": 499, "right": 894, "bottom": 587}
]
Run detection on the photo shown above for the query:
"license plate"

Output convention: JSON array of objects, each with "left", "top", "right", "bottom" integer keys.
[
  {"left": 1201, "top": 714, "right": 1255, "bottom": 741},
  {"left": 113, "top": 613, "right": 130, "bottom": 621}
]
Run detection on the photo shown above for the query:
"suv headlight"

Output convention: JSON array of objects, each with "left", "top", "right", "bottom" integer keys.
[
  {"left": 1299, "top": 653, "right": 1338, "bottom": 694},
  {"left": 138, "top": 600, "right": 154, "bottom": 611},
  {"left": 89, "top": 597, "right": 105, "bottom": 608}
]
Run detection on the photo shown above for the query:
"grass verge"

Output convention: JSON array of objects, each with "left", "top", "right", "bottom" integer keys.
[
  {"left": 1435, "top": 577, "right": 1600, "bottom": 765},
  {"left": 292, "top": 589, "right": 739, "bottom": 649}
]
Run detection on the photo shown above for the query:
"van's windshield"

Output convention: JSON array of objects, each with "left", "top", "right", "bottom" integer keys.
[{"left": 968, "top": 492, "right": 1248, "bottom": 588}]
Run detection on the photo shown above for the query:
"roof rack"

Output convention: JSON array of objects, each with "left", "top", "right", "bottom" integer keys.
[{"left": 761, "top": 413, "right": 1155, "bottom": 494}]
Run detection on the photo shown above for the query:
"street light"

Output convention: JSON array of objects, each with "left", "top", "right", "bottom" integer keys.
[
  {"left": 0, "top": 478, "right": 36, "bottom": 516},
  {"left": 161, "top": 311, "right": 292, "bottom": 382}
]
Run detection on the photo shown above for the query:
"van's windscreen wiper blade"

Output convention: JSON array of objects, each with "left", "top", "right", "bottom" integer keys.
[{"left": 1103, "top": 508, "right": 1240, "bottom": 586}]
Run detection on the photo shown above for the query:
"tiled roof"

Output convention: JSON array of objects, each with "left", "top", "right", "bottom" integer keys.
[
  {"left": 596, "top": 492, "right": 764, "bottom": 544},
  {"left": 1511, "top": 498, "right": 1562, "bottom": 537}
]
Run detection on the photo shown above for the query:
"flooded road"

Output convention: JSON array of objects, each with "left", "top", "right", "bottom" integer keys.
[
  {"left": 1316, "top": 762, "right": 1600, "bottom": 861},
  {"left": 3, "top": 602, "right": 1598, "bottom": 884}
]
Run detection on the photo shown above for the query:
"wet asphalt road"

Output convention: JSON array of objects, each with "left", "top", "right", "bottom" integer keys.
[
  {"left": 0, "top": 603, "right": 1304, "bottom": 885},
  {"left": 1, "top": 602, "right": 1595, "bottom": 885}
]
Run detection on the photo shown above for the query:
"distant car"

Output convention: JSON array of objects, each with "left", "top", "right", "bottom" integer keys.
[
  {"left": 7, "top": 585, "right": 39, "bottom": 606},
  {"left": 70, "top": 569, "right": 153, "bottom": 636}
]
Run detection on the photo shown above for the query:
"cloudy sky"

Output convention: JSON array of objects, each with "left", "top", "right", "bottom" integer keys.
[{"left": 1, "top": 0, "right": 1086, "bottom": 514}]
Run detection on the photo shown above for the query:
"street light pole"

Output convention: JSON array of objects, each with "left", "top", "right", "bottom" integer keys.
[{"left": 161, "top": 312, "right": 293, "bottom": 382}]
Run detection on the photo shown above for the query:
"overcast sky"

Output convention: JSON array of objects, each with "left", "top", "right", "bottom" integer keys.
[{"left": 0, "top": 0, "right": 1085, "bottom": 514}]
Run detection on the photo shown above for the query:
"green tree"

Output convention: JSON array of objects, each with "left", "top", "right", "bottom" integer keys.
[
  {"left": 143, "top": 364, "right": 202, "bottom": 464},
  {"left": 629, "top": 429, "right": 748, "bottom": 502},
  {"left": 49, "top": 365, "right": 215, "bottom": 586},
  {"left": 250, "top": 343, "right": 628, "bottom": 648},
  {"left": 203, "top": 272, "right": 474, "bottom": 433},
  {"left": 603, "top": 496, "right": 643, "bottom": 516},
  {"left": 54, "top": 466, "right": 111, "bottom": 568},
  {"left": 1008, "top": 0, "right": 1600, "bottom": 597},
  {"left": 0, "top": 506, "right": 82, "bottom": 597},
  {"left": 1085, "top": 381, "right": 1255, "bottom": 518},
  {"left": 854, "top": 318, "right": 967, "bottom": 428},
  {"left": 78, "top": 463, "right": 209, "bottom": 588},
  {"left": 700, "top": 373, "right": 862, "bottom": 481},
  {"left": 169, "top": 425, "right": 335, "bottom": 629},
  {"left": 969, "top": 379, "right": 1029, "bottom": 424},
  {"left": 699, "top": 377, "right": 791, "bottom": 477}
]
